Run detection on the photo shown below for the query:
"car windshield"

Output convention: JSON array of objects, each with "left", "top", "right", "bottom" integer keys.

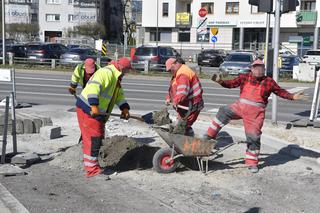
[
  {"left": 226, "top": 54, "right": 252, "bottom": 62},
  {"left": 28, "top": 45, "right": 42, "bottom": 50},
  {"left": 306, "top": 51, "right": 320, "bottom": 55},
  {"left": 135, "top": 47, "right": 157, "bottom": 56}
]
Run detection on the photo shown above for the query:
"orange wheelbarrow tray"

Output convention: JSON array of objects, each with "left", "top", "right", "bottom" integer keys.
[{"left": 153, "top": 128, "right": 239, "bottom": 174}]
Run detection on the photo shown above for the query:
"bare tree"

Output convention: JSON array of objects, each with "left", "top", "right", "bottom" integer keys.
[
  {"left": 122, "top": 0, "right": 136, "bottom": 45},
  {"left": 7, "top": 23, "right": 39, "bottom": 42},
  {"left": 72, "top": 23, "right": 106, "bottom": 40}
]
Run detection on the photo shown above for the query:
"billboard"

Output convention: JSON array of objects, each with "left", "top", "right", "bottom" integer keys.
[{"left": 5, "top": 4, "right": 30, "bottom": 24}]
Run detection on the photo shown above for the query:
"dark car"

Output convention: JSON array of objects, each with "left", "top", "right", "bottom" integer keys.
[
  {"left": 131, "top": 46, "right": 180, "bottom": 70},
  {"left": 219, "top": 52, "right": 256, "bottom": 75},
  {"left": 197, "top": 49, "right": 226, "bottom": 67},
  {"left": 280, "top": 55, "right": 301, "bottom": 73},
  {"left": 6, "top": 44, "right": 28, "bottom": 58},
  {"left": 27, "top": 43, "right": 68, "bottom": 60},
  {"left": 60, "top": 48, "right": 111, "bottom": 66}
]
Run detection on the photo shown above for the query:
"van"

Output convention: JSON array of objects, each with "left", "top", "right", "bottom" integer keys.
[{"left": 302, "top": 49, "right": 320, "bottom": 65}]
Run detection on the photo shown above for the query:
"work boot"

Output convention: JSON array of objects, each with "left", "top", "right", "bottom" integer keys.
[
  {"left": 185, "top": 127, "right": 194, "bottom": 137},
  {"left": 248, "top": 165, "right": 259, "bottom": 173}
]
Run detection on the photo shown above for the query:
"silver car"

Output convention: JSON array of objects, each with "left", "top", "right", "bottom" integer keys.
[{"left": 219, "top": 52, "right": 255, "bottom": 75}]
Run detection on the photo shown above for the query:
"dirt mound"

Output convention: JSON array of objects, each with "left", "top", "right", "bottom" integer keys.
[
  {"left": 98, "top": 136, "right": 159, "bottom": 171},
  {"left": 152, "top": 108, "right": 172, "bottom": 126}
]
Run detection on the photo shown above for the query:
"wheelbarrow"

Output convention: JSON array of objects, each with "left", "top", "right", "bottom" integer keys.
[{"left": 153, "top": 128, "right": 240, "bottom": 174}]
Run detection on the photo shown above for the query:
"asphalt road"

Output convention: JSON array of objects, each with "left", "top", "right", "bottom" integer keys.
[{"left": 0, "top": 70, "right": 315, "bottom": 122}]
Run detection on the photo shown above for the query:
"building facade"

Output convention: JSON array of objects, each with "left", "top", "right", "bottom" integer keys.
[{"left": 140, "top": 0, "right": 319, "bottom": 56}]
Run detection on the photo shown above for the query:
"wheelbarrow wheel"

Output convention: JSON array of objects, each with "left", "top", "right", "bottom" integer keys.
[{"left": 153, "top": 147, "right": 179, "bottom": 173}]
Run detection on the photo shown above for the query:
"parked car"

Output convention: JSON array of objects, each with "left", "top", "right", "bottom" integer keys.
[
  {"left": 197, "top": 49, "right": 226, "bottom": 67},
  {"left": 6, "top": 44, "right": 28, "bottom": 58},
  {"left": 131, "top": 46, "right": 180, "bottom": 71},
  {"left": 219, "top": 52, "right": 256, "bottom": 75},
  {"left": 27, "top": 43, "right": 68, "bottom": 60},
  {"left": 60, "top": 48, "right": 111, "bottom": 65},
  {"left": 302, "top": 49, "right": 320, "bottom": 65},
  {"left": 280, "top": 55, "right": 301, "bottom": 73}
]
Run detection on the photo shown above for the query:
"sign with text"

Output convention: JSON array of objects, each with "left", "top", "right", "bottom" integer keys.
[
  {"left": 0, "top": 69, "right": 12, "bottom": 82},
  {"left": 5, "top": 4, "right": 30, "bottom": 24}
]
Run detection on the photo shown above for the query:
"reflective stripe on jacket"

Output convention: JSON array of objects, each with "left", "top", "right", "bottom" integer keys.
[
  {"left": 70, "top": 63, "right": 100, "bottom": 88},
  {"left": 76, "top": 65, "right": 128, "bottom": 119},
  {"left": 167, "top": 64, "right": 204, "bottom": 110}
]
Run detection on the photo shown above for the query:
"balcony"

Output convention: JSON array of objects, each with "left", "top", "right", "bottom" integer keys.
[
  {"left": 296, "top": 10, "right": 317, "bottom": 26},
  {"left": 176, "top": 12, "right": 192, "bottom": 27}
]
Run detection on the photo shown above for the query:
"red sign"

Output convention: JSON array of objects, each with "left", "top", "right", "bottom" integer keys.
[{"left": 198, "top": 8, "right": 207, "bottom": 17}]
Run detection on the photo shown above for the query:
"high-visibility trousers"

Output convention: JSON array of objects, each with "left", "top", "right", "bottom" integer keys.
[
  {"left": 76, "top": 107, "right": 104, "bottom": 177},
  {"left": 207, "top": 100, "right": 265, "bottom": 166}
]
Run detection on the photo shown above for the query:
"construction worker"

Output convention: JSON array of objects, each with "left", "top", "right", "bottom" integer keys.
[
  {"left": 165, "top": 57, "right": 204, "bottom": 136},
  {"left": 68, "top": 58, "right": 100, "bottom": 95},
  {"left": 206, "top": 59, "right": 307, "bottom": 173},
  {"left": 75, "top": 57, "right": 132, "bottom": 177}
]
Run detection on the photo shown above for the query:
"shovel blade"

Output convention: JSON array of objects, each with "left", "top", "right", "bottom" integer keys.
[{"left": 141, "top": 112, "right": 154, "bottom": 124}]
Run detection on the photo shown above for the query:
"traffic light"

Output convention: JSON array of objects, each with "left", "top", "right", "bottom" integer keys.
[
  {"left": 258, "top": 0, "right": 273, "bottom": 13},
  {"left": 248, "top": 0, "right": 273, "bottom": 13},
  {"left": 282, "top": 0, "right": 299, "bottom": 13}
]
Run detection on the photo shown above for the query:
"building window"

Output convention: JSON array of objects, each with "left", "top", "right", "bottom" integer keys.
[
  {"left": 162, "top": 3, "right": 169, "bottom": 17},
  {"left": 300, "top": 1, "right": 316, "bottom": 11},
  {"left": 31, "top": 13, "right": 38, "bottom": 22},
  {"left": 178, "top": 29, "right": 190, "bottom": 42},
  {"left": 68, "top": 14, "right": 74, "bottom": 22},
  {"left": 150, "top": 28, "right": 172, "bottom": 42},
  {"left": 226, "top": 2, "right": 239, "bottom": 14},
  {"left": 201, "top": 2, "right": 214, "bottom": 14},
  {"left": 46, "top": 0, "right": 61, "bottom": 4},
  {"left": 46, "top": 14, "right": 60, "bottom": 22},
  {"left": 187, "top": 3, "right": 191, "bottom": 13},
  {"left": 251, "top": 5, "right": 260, "bottom": 14}
]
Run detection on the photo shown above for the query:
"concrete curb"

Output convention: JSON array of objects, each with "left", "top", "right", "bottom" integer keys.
[{"left": 0, "top": 183, "right": 29, "bottom": 213}]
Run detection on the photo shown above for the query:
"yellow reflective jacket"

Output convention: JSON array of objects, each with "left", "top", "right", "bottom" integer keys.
[
  {"left": 76, "top": 65, "right": 129, "bottom": 120},
  {"left": 70, "top": 63, "right": 100, "bottom": 88}
]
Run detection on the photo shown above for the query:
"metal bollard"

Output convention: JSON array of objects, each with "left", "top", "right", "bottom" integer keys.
[
  {"left": 8, "top": 52, "right": 14, "bottom": 65},
  {"left": 96, "top": 57, "right": 101, "bottom": 66},
  {"left": 51, "top": 59, "right": 56, "bottom": 69},
  {"left": 1, "top": 96, "right": 9, "bottom": 164}
]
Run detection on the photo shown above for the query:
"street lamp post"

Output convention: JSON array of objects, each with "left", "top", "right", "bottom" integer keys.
[
  {"left": 156, "top": 0, "right": 159, "bottom": 46},
  {"left": 2, "top": 0, "right": 6, "bottom": 65}
]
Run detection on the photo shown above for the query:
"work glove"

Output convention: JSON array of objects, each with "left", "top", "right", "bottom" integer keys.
[
  {"left": 68, "top": 87, "right": 76, "bottom": 95},
  {"left": 293, "top": 91, "right": 309, "bottom": 101},
  {"left": 211, "top": 73, "right": 223, "bottom": 84},
  {"left": 90, "top": 105, "right": 99, "bottom": 118},
  {"left": 121, "top": 108, "right": 130, "bottom": 120}
]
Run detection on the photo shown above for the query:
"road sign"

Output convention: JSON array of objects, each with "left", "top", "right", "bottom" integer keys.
[
  {"left": 0, "top": 69, "right": 12, "bottom": 82},
  {"left": 197, "top": 28, "right": 208, "bottom": 34},
  {"left": 211, "top": 36, "right": 218, "bottom": 43},
  {"left": 210, "top": 28, "right": 219, "bottom": 36},
  {"left": 198, "top": 8, "right": 207, "bottom": 17},
  {"left": 101, "top": 43, "right": 107, "bottom": 56},
  {"left": 197, "top": 17, "right": 207, "bottom": 29}
]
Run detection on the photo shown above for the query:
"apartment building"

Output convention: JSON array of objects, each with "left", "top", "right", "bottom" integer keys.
[
  {"left": 140, "top": 0, "right": 319, "bottom": 55},
  {"left": 38, "top": 0, "right": 100, "bottom": 42}
]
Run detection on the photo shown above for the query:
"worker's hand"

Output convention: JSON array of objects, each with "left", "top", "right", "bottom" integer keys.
[
  {"left": 165, "top": 99, "right": 171, "bottom": 106},
  {"left": 68, "top": 87, "right": 76, "bottom": 95},
  {"left": 121, "top": 108, "right": 130, "bottom": 120},
  {"left": 211, "top": 73, "right": 223, "bottom": 84},
  {"left": 90, "top": 105, "right": 99, "bottom": 117},
  {"left": 293, "top": 91, "right": 309, "bottom": 101}
]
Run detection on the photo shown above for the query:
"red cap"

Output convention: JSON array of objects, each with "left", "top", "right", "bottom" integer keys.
[
  {"left": 165, "top": 58, "right": 176, "bottom": 71},
  {"left": 117, "top": 57, "right": 131, "bottom": 70},
  {"left": 84, "top": 58, "right": 96, "bottom": 74},
  {"left": 252, "top": 59, "right": 265, "bottom": 67}
]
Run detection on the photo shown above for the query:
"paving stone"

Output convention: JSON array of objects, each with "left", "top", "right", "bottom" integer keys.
[
  {"left": 33, "top": 118, "right": 43, "bottom": 133},
  {"left": 16, "top": 119, "right": 24, "bottom": 134},
  {"left": 23, "top": 119, "right": 34, "bottom": 134},
  {"left": 11, "top": 153, "right": 40, "bottom": 166},
  {"left": 313, "top": 121, "right": 320, "bottom": 128},
  {"left": 40, "top": 126, "right": 61, "bottom": 139},
  {"left": 41, "top": 117, "right": 53, "bottom": 126},
  {"left": 0, "top": 164, "right": 27, "bottom": 176}
]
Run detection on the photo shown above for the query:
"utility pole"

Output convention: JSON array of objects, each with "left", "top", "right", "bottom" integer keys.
[
  {"left": 272, "top": 0, "right": 281, "bottom": 124},
  {"left": 264, "top": 13, "right": 270, "bottom": 73},
  {"left": 156, "top": 0, "right": 159, "bottom": 46},
  {"left": 2, "top": 0, "right": 6, "bottom": 65}
]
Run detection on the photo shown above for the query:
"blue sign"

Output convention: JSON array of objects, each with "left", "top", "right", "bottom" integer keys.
[{"left": 211, "top": 36, "right": 218, "bottom": 43}]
